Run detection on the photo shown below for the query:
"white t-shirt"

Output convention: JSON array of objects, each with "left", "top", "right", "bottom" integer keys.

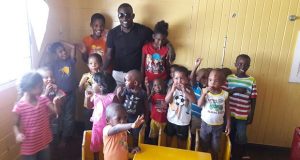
[
  {"left": 167, "top": 89, "right": 191, "bottom": 126},
  {"left": 201, "top": 90, "right": 228, "bottom": 125}
]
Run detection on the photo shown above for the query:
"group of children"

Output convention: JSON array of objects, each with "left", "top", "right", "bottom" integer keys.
[{"left": 13, "top": 11, "right": 257, "bottom": 160}]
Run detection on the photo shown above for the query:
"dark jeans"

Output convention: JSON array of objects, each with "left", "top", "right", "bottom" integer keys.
[
  {"left": 22, "top": 147, "right": 50, "bottom": 160},
  {"left": 200, "top": 121, "right": 223, "bottom": 160}
]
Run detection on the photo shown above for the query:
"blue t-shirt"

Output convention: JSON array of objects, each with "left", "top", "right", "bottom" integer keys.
[
  {"left": 191, "top": 82, "right": 203, "bottom": 118},
  {"left": 52, "top": 59, "right": 77, "bottom": 93}
]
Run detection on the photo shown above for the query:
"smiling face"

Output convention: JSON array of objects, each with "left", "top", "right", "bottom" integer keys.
[
  {"left": 235, "top": 57, "right": 250, "bottom": 76},
  {"left": 56, "top": 46, "right": 69, "bottom": 60},
  {"left": 152, "top": 79, "right": 165, "bottom": 94},
  {"left": 118, "top": 7, "right": 134, "bottom": 30},
  {"left": 91, "top": 19, "right": 105, "bottom": 38}
]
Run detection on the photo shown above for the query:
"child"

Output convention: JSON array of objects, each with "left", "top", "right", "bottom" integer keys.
[
  {"left": 13, "top": 72, "right": 59, "bottom": 160},
  {"left": 37, "top": 67, "right": 65, "bottom": 142},
  {"left": 226, "top": 54, "right": 257, "bottom": 159},
  {"left": 197, "top": 69, "right": 231, "bottom": 160},
  {"left": 78, "top": 53, "right": 103, "bottom": 130},
  {"left": 167, "top": 64, "right": 180, "bottom": 88},
  {"left": 50, "top": 41, "right": 77, "bottom": 147},
  {"left": 85, "top": 72, "right": 117, "bottom": 160},
  {"left": 78, "top": 13, "right": 108, "bottom": 64},
  {"left": 189, "top": 58, "right": 209, "bottom": 149},
  {"left": 116, "top": 70, "right": 148, "bottom": 148},
  {"left": 145, "top": 78, "right": 168, "bottom": 144},
  {"left": 103, "top": 103, "right": 144, "bottom": 160},
  {"left": 165, "top": 65, "right": 196, "bottom": 149},
  {"left": 141, "top": 20, "right": 175, "bottom": 83},
  {"left": 221, "top": 67, "right": 232, "bottom": 78}
]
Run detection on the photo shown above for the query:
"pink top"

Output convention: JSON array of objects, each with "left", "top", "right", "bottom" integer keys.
[
  {"left": 12, "top": 96, "right": 52, "bottom": 155},
  {"left": 90, "top": 93, "right": 116, "bottom": 152},
  {"left": 103, "top": 125, "right": 128, "bottom": 160}
]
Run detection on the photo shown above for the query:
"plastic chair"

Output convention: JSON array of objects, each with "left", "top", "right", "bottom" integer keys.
[
  {"left": 158, "top": 126, "right": 191, "bottom": 150},
  {"left": 82, "top": 130, "right": 104, "bottom": 160}
]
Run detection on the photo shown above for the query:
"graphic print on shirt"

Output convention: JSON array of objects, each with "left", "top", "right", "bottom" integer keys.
[
  {"left": 145, "top": 53, "right": 165, "bottom": 74},
  {"left": 59, "top": 66, "right": 71, "bottom": 77},
  {"left": 118, "top": 132, "right": 128, "bottom": 150},
  {"left": 206, "top": 94, "right": 225, "bottom": 114},
  {"left": 154, "top": 99, "right": 167, "bottom": 113},
  {"left": 91, "top": 44, "right": 104, "bottom": 56},
  {"left": 124, "top": 94, "right": 140, "bottom": 114}
]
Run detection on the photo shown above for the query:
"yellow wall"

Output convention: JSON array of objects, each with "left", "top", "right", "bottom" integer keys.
[{"left": 1, "top": 2, "right": 299, "bottom": 159}]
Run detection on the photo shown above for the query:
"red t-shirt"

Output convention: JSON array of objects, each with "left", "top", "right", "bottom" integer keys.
[
  {"left": 12, "top": 96, "right": 52, "bottom": 155},
  {"left": 142, "top": 43, "right": 169, "bottom": 81},
  {"left": 150, "top": 93, "right": 168, "bottom": 123}
]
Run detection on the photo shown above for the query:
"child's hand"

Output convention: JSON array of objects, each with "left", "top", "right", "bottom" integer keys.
[
  {"left": 225, "top": 124, "right": 231, "bottom": 136},
  {"left": 202, "top": 87, "right": 212, "bottom": 94},
  {"left": 85, "top": 89, "right": 93, "bottom": 98},
  {"left": 194, "top": 58, "right": 202, "bottom": 67},
  {"left": 53, "top": 96, "right": 62, "bottom": 106},
  {"left": 144, "top": 77, "right": 149, "bottom": 88},
  {"left": 116, "top": 86, "right": 125, "bottom": 97},
  {"left": 77, "top": 43, "right": 87, "bottom": 54},
  {"left": 45, "top": 83, "right": 56, "bottom": 95},
  {"left": 131, "top": 146, "right": 141, "bottom": 154},
  {"left": 16, "top": 133, "right": 25, "bottom": 143},
  {"left": 233, "top": 87, "right": 247, "bottom": 94},
  {"left": 131, "top": 115, "right": 145, "bottom": 129}
]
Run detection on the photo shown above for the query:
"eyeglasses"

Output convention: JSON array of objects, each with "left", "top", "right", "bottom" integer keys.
[{"left": 118, "top": 13, "right": 133, "bottom": 19}]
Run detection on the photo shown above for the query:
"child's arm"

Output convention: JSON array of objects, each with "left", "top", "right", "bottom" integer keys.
[
  {"left": 189, "top": 58, "right": 202, "bottom": 86},
  {"left": 165, "top": 83, "right": 176, "bottom": 103},
  {"left": 182, "top": 84, "right": 196, "bottom": 104},
  {"left": 85, "top": 90, "right": 94, "bottom": 109},
  {"left": 13, "top": 114, "right": 25, "bottom": 143},
  {"left": 107, "top": 115, "right": 144, "bottom": 136},
  {"left": 116, "top": 86, "right": 125, "bottom": 103},
  {"left": 77, "top": 42, "right": 88, "bottom": 63},
  {"left": 61, "top": 41, "right": 76, "bottom": 60},
  {"left": 247, "top": 98, "right": 256, "bottom": 124},
  {"left": 224, "top": 98, "right": 231, "bottom": 135},
  {"left": 103, "top": 48, "right": 113, "bottom": 71},
  {"left": 166, "top": 42, "right": 176, "bottom": 63},
  {"left": 197, "top": 87, "right": 209, "bottom": 107},
  {"left": 78, "top": 74, "right": 89, "bottom": 92}
]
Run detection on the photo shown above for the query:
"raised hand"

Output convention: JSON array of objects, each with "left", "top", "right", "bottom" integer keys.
[
  {"left": 131, "top": 115, "right": 145, "bottom": 129},
  {"left": 16, "top": 133, "right": 25, "bottom": 143},
  {"left": 194, "top": 58, "right": 203, "bottom": 67}
]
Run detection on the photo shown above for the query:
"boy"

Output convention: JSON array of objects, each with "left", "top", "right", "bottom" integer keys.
[
  {"left": 198, "top": 69, "right": 231, "bottom": 160},
  {"left": 50, "top": 41, "right": 77, "bottom": 148},
  {"left": 116, "top": 70, "right": 148, "bottom": 148},
  {"left": 165, "top": 65, "right": 196, "bottom": 149},
  {"left": 103, "top": 103, "right": 144, "bottom": 160},
  {"left": 226, "top": 54, "right": 257, "bottom": 160}
]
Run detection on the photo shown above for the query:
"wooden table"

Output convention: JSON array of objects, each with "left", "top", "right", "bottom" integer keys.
[{"left": 133, "top": 144, "right": 212, "bottom": 160}]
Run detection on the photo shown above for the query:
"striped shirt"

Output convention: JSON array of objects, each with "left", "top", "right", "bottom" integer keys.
[
  {"left": 225, "top": 74, "right": 257, "bottom": 120},
  {"left": 12, "top": 96, "right": 52, "bottom": 155}
]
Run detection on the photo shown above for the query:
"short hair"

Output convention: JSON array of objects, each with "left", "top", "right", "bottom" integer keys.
[
  {"left": 174, "top": 65, "right": 189, "bottom": 77},
  {"left": 236, "top": 54, "right": 251, "bottom": 62},
  {"left": 90, "top": 13, "right": 105, "bottom": 25},
  {"left": 209, "top": 68, "right": 226, "bottom": 82},
  {"left": 88, "top": 53, "right": 103, "bottom": 65},
  {"left": 154, "top": 20, "right": 169, "bottom": 36},
  {"left": 18, "top": 71, "right": 43, "bottom": 96},
  {"left": 221, "top": 67, "right": 232, "bottom": 78},
  {"left": 170, "top": 64, "right": 181, "bottom": 70},
  {"left": 93, "top": 72, "right": 116, "bottom": 94},
  {"left": 127, "top": 70, "right": 142, "bottom": 84},
  {"left": 118, "top": 3, "right": 133, "bottom": 12},
  {"left": 106, "top": 103, "right": 126, "bottom": 120},
  {"left": 49, "top": 42, "right": 64, "bottom": 54}
]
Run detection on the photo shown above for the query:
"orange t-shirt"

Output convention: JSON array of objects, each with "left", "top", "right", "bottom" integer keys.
[
  {"left": 83, "top": 29, "right": 108, "bottom": 57},
  {"left": 103, "top": 125, "right": 128, "bottom": 160}
]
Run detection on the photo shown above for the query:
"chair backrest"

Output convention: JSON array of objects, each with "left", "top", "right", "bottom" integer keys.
[
  {"left": 218, "top": 133, "right": 231, "bottom": 160},
  {"left": 82, "top": 130, "right": 93, "bottom": 160}
]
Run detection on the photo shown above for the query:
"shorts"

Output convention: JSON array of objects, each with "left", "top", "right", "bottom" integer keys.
[
  {"left": 149, "top": 119, "right": 166, "bottom": 138},
  {"left": 191, "top": 116, "right": 201, "bottom": 134},
  {"left": 164, "top": 121, "right": 189, "bottom": 140}
]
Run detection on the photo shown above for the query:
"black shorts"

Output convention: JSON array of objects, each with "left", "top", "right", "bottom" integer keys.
[{"left": 164, "top": 121, "right": 189, "bottom": 140}]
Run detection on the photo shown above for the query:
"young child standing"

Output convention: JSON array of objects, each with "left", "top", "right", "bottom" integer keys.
[
  {"left": 165, "top": 66, "right": 196, "bottom": 149},
  {"left": 167, "top": 64, "right": 180, "bottom": 88},
  {"left": 145, "top": 78, "right": 168, "bottom": 144},
  {"left": 103, "top": 103, "right": 144, "bottom": 160},
  {"left": 85, "top": 72, "right": 117, "bottom": 160},
  {"left": 78, "top": 13, "right": 108, "bottom": 64},
  {"left": 38, "top": 67, "right": 65, "bottom": 142},
  {"left": 189, "top": 58, "right": 210, "bottom": 149},
  {"left": 13, "top": 72, "right": 59, "bottom": 160},
  {"left": 226, "top": 54, "right": 257, "bottom": 159},
  {"left": 141, "top": 20, "right": 175, "bottom": 83},
  {"left": 50, "top": 41, "right": 77, "bottom": 147},
  {"left": 78, "top": 53, "right": 103, "bottom": 130},
  {"left": 197, "top": 69, "right": 231, "bottom": 160},
  {"left": 116, "top": 70, "right": 148, "bottom": 148}
]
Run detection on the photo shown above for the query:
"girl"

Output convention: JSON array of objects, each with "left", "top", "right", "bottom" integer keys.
[
  {"left": 13, "top": 72, "right": 59, "bottom": 160},
  {"left": 85, "top": 72, "right": 117, "bottom": 160},
  {"left": 78, "top": 53, "right": 102, "bottom": 130},
  {"left": 141, "top": 20, "right": 175, "bottom": 84}
]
